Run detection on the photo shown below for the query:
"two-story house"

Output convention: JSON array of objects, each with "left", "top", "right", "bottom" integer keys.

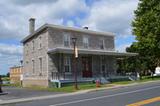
[{"left": 21, "top": 18, "right": 137, "bottom": 87}]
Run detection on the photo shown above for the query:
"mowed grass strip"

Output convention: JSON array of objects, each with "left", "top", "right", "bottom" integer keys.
[
  {"left": 112, "top": 76, "right": 160, "bottom": 85},
  {"left": 24, "top": 83, "right": 114, "bottom": 92}
]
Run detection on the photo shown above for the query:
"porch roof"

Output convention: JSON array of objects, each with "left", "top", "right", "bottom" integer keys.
[{"left": 47, "top": 47, "right": 138, "bottom": 57}]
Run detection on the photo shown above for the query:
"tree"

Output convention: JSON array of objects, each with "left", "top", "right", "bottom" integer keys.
[
  {"left": 127, "top": 0, "right": 160, "bottom": 73},
  {"left": 6, "top": 72, "right": 10, "bottom": 77}
]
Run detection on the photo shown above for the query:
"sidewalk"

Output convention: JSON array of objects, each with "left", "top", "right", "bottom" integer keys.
[{"left": 0, "top": 80, "right": 159, "bottom": 105}]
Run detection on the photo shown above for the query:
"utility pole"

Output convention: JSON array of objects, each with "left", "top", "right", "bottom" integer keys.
[{"left": 72, "top": 37, "right": 78, "bottom": 90}]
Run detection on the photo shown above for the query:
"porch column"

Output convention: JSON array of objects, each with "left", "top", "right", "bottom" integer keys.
[{"left": 59, "top": 53, "right": 65, "bottom": 80}]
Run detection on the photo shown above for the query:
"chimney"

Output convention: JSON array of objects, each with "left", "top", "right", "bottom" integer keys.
[
  {"left": 83, "top": 26, "right": 88, "bottom": 29},
  {"left": 29, "top": 18, "right": 35, "bottom": 34}
]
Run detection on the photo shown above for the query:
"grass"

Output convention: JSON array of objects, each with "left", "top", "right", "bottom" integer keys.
[
  {"left": 2, "top": 76, "right": 160, "bottom": 92},
  {"left": 112, "top": 81, "right": 134, "bottom": 85},
  {"left": 25, "top": 82, "right": 114, "bottom": 92},
  {"left": 112, "top": 76, "right": 160, "bottom": 85},
  {"left": 2, "top": 83, "right": 22, "bottom": 87},
  {"left": 2, "top": 77, "right": 10, "bottom": 81}
]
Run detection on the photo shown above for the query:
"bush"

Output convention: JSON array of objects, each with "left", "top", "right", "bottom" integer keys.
[{"left": 108, "top": 77, "right": 131, "bottom": 82}]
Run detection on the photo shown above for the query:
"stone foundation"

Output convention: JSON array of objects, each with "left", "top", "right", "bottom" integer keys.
[{"left": 22, "top": 79, "right": 49, "bottom": 88}]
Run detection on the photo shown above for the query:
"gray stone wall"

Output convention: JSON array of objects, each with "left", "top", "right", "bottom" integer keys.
[
  {"left": 48, "top": 27, "right": 115, "bottom": 51},
  {"left": 23, "top": 30, "right": 49, "bottom": 86}
]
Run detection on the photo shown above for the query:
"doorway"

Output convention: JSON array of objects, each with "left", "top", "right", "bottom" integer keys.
[{"left": 82, "top": 56, "right": 92, "bottom": 77}]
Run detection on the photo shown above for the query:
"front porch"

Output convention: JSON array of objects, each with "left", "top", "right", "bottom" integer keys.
[
  {"left": 47, "top": 47, "right": 138, "bottom": 87},
  {"left": 48, "top": 53, "right": 116, "bottom": 80}
]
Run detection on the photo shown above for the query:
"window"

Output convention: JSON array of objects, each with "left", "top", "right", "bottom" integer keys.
[
  {"left": 26, "top": 61, "right": 29, "bottom": 65},
  {"left": 32, "top": 60, "right": 35, "bottom": 73},
  {"left": 39, "top": 36, "right": 42, "bottom": 49},
  {"left": 83, "top": 37, "right": 89, "bottom": 48},
  {"left": 26, "top": 43, "right": 29, "bottom": 55},
  {"left": 64, "top": 34, "right": 70, "bottom": 47},
  {"left": 64, "top": 56, "right": 71, "bottom": 73},
  {"left": 39, "top": 58, "right": 42, "bottom": 73},
  {"left": 51, "top": 72, "right": 54, "bottom": 80},
  {"left": 32, "top": 40, "right": 35, "bottom": 51},
  {"left": 100, "top": 39, "right": 105, "bottom": 49},
  {"left": 101, "top": 56, "right": 106, "bottom": 75}
]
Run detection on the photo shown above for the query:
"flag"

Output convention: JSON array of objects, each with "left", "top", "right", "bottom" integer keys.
[{"left": 75, "top": 46, "right": 78, "bottom": 58}]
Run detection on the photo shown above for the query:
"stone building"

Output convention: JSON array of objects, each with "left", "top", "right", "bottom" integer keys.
[
  {"left": 10, "top": 66, "right": 22, "bottom": 84},
  {"left": 21, "top": 18, "right": 137, "bottom": 87}
]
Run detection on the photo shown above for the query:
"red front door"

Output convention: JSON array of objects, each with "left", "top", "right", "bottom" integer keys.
[{"left": 82, "top": 57, "right": 92, "bottom": 77}]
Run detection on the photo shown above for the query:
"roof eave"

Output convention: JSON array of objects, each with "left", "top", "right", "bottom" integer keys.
[
  {"left": 47, "top": 24, "right": 115, "bottom": 37},
  {"left": 21, "top": 24, "right": 115, "bottom": 43},
  {"left": 47, "top": 47, "right": 138, "bottom": 57},
  {"left": 21, "top": 24, "right": 49, "bottom": 43}
]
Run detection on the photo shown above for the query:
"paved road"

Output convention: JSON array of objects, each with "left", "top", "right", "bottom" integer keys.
[
  {"left": 0, "top": 86, "right": 64, "bottom": 100},
  {"left": 2, "top": 81, "right": 160, "bottom": 106}
]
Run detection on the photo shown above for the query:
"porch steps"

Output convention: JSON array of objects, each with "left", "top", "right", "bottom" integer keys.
[{"left": 99, "top": 77, "right": 110, "bottom": 84}]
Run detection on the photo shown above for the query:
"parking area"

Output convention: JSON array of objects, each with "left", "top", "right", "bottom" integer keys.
[{"left": 0, "top": 86, "right": 64, "bottom": 100}]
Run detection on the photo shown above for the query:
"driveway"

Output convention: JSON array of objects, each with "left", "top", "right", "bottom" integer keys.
[{"left": 0, "top": 86, "right": 64, "bottom": 101}]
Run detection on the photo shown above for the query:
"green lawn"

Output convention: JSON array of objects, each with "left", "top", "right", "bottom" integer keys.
[
  {"left": 112, "top": 76, "right": 160, "bottom": 85},
  {"left": 2, "top": 76, "right": 160, "bottom": 92},
  {"left": 25, "top": 82, "right": 114, "bottom": 92},
  {"left": 2, "top": 83, "right": 21, "bottom": 87},
  {"left": 2, "top": 77, "right": 10, "bottom": 81}
]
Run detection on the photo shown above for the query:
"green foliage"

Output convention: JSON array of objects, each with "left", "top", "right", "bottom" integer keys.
[
  {"left": 2, "top": 77, "right": 10, "bottom": 81},
  {"left": 112, "top": 76, "right": 160, "bottom": 85},
  {"left": 124, "top": 0, "right": 160, "bottom": 73}
]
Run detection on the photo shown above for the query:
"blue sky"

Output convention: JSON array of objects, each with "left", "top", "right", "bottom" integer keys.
[{"left": 0, "top": 0, "right": 138, "bottom": 75}]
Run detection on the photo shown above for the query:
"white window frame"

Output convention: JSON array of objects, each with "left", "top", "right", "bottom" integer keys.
[
  {"left": 26, "top": 43, "right": 29, "bottom": 55},
  {"left": 100, "top": 56, "right": 106, "bottom": 74},
  {"left": 63, "top": 33, "right": 70, "bottom": 47},
  {"left": 83, "top": 36, "right": 89, "bottom": 48},
  {"left": 64, "top": 56, "right": 71, "bottom": 73},
  {"left": 32, "top": 59, "right": 35, "bottom": 74},
  {"left": 32, "top": 40, "right": 35, "bottom": 51},
  {"left": 39, "top": 57, "right": 42, "bottom": 74},
  {"left": 39, "top": 36, "right": 42, "bottom": 49},
  {"left": 100, "top": 39, "right": 105, "bottom": 49}
]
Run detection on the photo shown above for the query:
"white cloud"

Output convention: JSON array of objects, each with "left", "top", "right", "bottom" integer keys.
[
  {"left": 0, "top": 43, "right": 22, "bottom": 74},
  {"left": 116, "top": 43, "right": 131, "bottom": 52},
  {"left": 0, "top": 54, "right": 22, "bottom": 74},
  {"left": 0, "top": 0, "right": 139, "bottom": 74},
  {"left": 66, "top": 20, "right": 75, "bottom": 27},
  {"left": 82, "top": 0, "right": 138, "bottom": 36},
  {"left": 0, "top": 43, "right": 22, "bottom": 55},
  {"left": 0, "top": 0, "right": 88, "bottom": 40},
  {"left": 0, "top": 0, "right": 138, "bottom": 39}
]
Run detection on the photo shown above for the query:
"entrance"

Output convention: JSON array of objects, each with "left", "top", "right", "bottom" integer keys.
[{"left": 82, "top": 56, "right": 92, "bottom": 77}]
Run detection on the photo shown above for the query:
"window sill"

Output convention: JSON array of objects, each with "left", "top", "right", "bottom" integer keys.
[{"left": 38, "top": 48, "right": 42, "bottom": 50}]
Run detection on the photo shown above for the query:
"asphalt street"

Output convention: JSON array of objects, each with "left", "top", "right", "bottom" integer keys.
[
  {"left": 0, "top": 86, "right": 63, "bottom": 100},
  {"left": 2, "top": 81, "right": 160, "bottom": 106}
]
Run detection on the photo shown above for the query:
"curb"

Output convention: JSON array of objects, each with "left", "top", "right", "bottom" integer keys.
[
  {"left": 0, "top": 92, "right": 8, "bottom": 95},
  {"left": 0, "top": 80, "right": 159, "bottom": 105}
]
